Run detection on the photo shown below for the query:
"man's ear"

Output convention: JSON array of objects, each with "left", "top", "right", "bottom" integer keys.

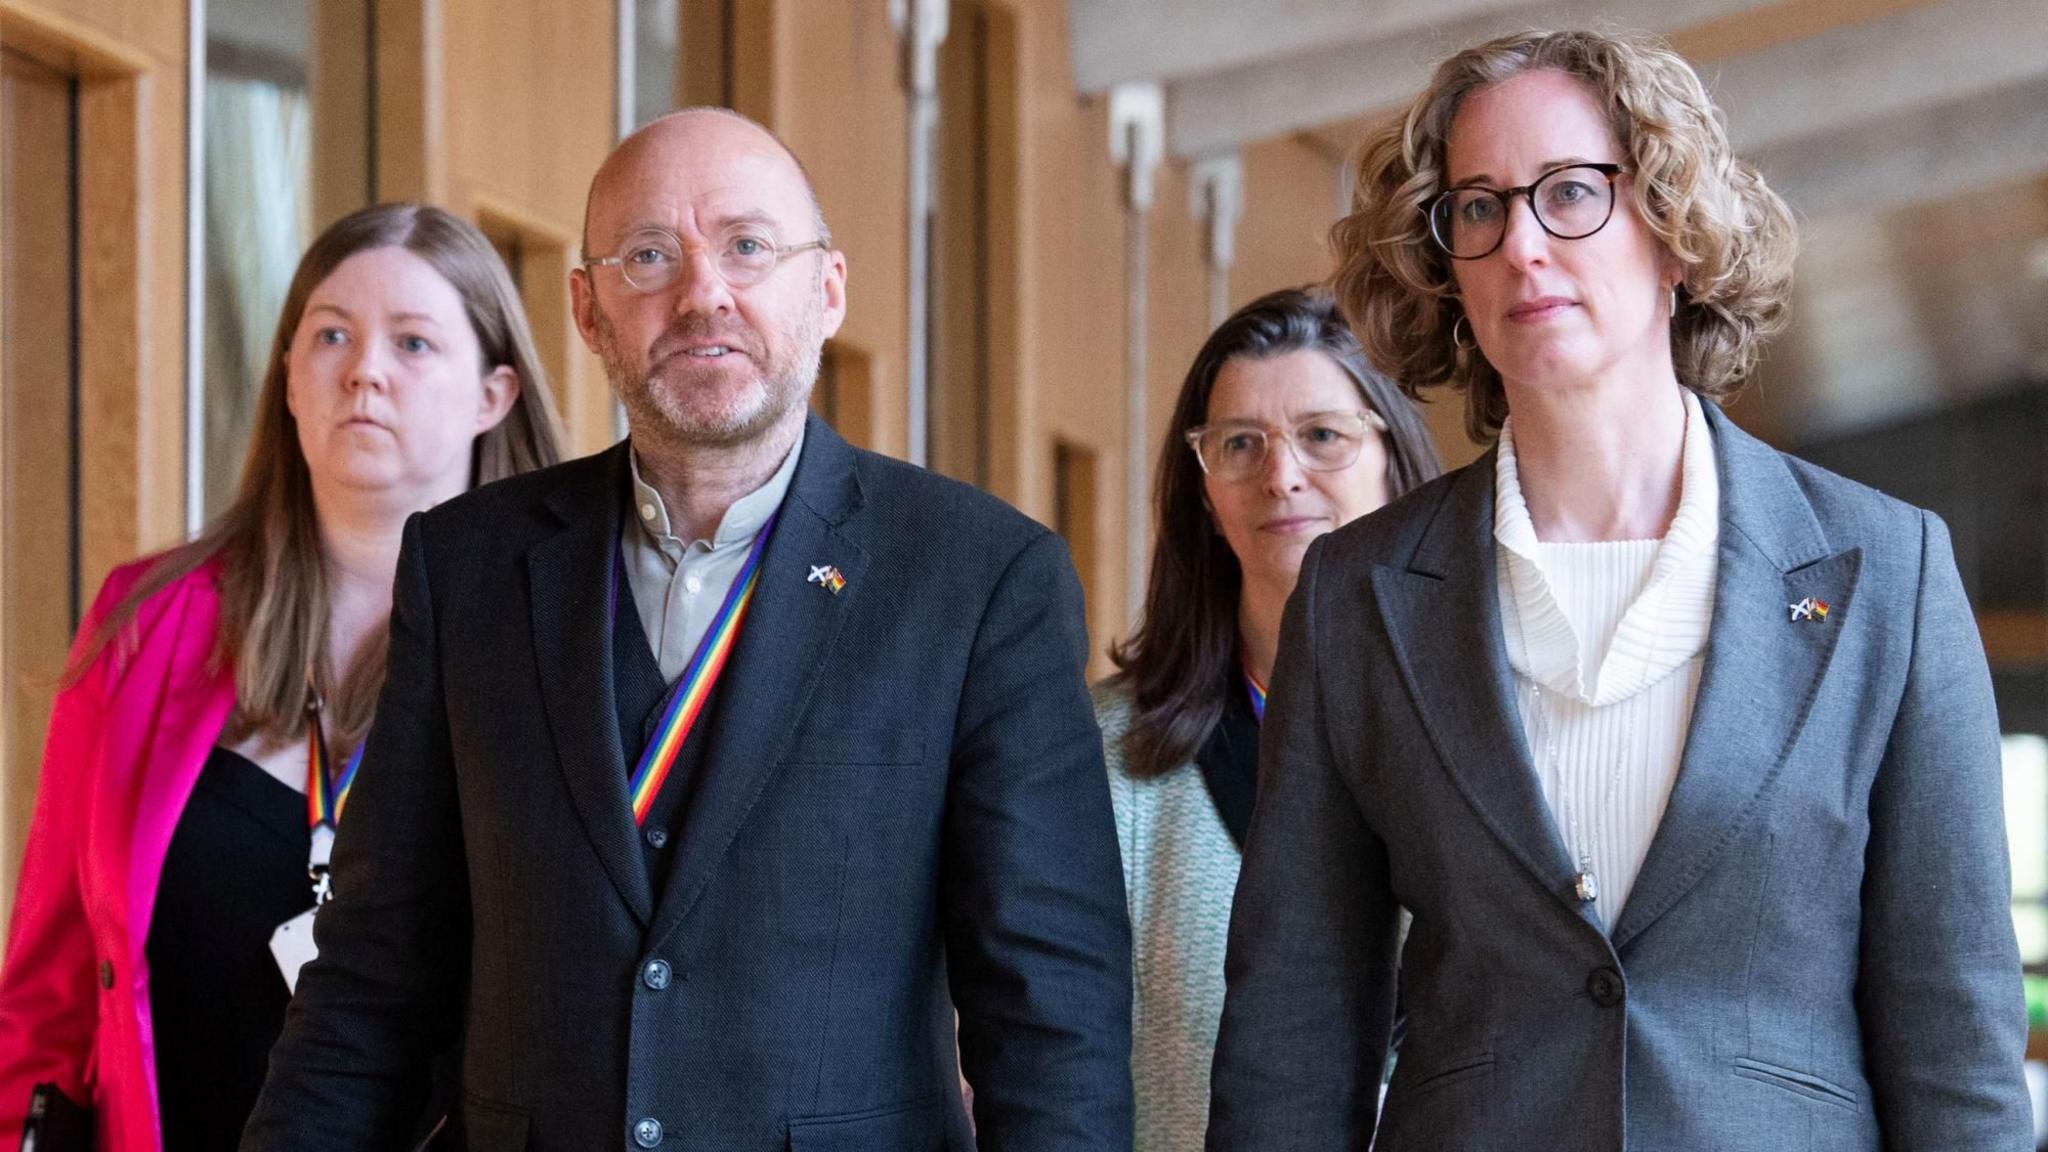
[
  {"left": 818, "top": 249, "right": 848, "bottom": 341},
  {"left": 570, "top": 267, "right": 602, "bottom": 354}
]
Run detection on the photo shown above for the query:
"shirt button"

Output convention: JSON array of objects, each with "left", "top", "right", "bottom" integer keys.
[
  {"left": 639, "top": 502, "right": 657, "bottom": 522},
  {"left": 634, "top": 1117, "right": 663, "bottom": 1147},
  {"left": 642, "top": 959, "right": 672, "bottom": 990},
  {"left": 99, "top": 959, "right": 114, "bottom": 989},
  {"left": 1585, "top": 966, "right": 1624, "bottom": 1008},
  {"left": 683, "top": 573, "right": 703, "bottom": 595},
  {"left": 644, "top": 827, "right": 668, "bottom": 849}
]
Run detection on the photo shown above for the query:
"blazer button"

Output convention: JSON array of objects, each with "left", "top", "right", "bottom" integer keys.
[
  {"left": 633, "top": 1117, "right": 663, "bottom": 1147},
  {"left": 1586, "top": 966, "right": 1624, "bottom": 1008},
  {"left": 642, "top": 960, "right": 672, "bottom": 991},
  {"left": 99, "top": 960, "right": 114, "bottom": 989}
]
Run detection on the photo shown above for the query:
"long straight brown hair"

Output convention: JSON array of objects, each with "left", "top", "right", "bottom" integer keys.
[
  {"left": 1109, "top": 288, "right": 1442, "bottom": 778},
  {"left": 70, "top": 203, "right": 567, "bottom": 754}
]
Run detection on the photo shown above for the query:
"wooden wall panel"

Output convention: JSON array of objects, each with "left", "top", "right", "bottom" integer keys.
[
  {"left": 441, "top": 0, "right": 612, "bottom": 455},
  {"left": 774, "top": 0, "right": 906, "bottom": 458},
  {"left": 1014, "top": 0, "right": 1141, "bottom": 667},
  {"left": 1146, "top": 158, "right": 1207, "bottom": 495},
  {"left": 0, "top": 0, "right": 185, "bottom": 934},
  {"left": 1, "top": 47, "right": 77, "bottom": 934},
  {"left": 373, "top": 0, "right": 445, "bottom": 204}
]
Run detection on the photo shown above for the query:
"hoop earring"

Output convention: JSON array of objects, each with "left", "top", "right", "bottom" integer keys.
[
  {"left": 1451, "top": 315, "right": 1477, "bottom": 352},
  {"left": 1669, "top": 284, "right": 1681, "bottom": 317}
]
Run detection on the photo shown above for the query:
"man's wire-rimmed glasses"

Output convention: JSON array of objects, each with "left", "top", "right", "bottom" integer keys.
[{"left": 583, "top": 225, "right": 829, "bottom": 293}]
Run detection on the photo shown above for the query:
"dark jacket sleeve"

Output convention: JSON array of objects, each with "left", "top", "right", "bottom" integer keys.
[
  {"left": 1856, "top": 511, "right": 2032, "bottom": 1149},
  {"left": 942, "top": 529, "right": 1134, "bottom": 1151},
  {"left": 242, "top": 513, "right": 471, "bottom": 1151},
  {"left": 1207, "top": 536, "right": 1400, "bottom": 1151}
]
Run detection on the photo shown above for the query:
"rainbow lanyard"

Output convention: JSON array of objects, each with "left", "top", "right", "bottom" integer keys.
[
  {"left": 306, "top": 708, "right": 363, "bottom": 833},
  {"left": 626, "top": 509, "right": 779, "bottom": 826},
  {"left": 1242, "top": 662, "right": 1268, "bottom": 725}
]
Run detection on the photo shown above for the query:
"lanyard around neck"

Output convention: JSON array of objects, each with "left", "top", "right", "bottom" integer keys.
[
  {"left": 304, "top": 696, "right": 363, "bottom": 904},
  {"left": 306, "top": 704, "right": 363, "bottom": 834},
  {"left": 1241, "top": 660, "right": 1268, "bottom": 725},
  {"left": 623, "top": 508, "right": 779, "bottom": 827}
]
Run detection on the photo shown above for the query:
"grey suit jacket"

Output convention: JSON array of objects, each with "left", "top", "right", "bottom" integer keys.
[{"left": 1206, "top": 401, "right": 2030, "bottom": 1151}]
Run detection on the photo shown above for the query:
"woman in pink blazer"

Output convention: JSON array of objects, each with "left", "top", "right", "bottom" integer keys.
[{"left": 0, "top": 203, "right": 564, "bottom": 1152}]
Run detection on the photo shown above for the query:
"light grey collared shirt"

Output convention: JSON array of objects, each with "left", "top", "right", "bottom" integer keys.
[{"left": 621, "top": 427, "right": 804, "bottom": 683}]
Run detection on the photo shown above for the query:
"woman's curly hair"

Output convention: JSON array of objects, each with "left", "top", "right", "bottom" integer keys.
[{"left": 1331, "top": 29, "right": 1798, "bottom": 443}]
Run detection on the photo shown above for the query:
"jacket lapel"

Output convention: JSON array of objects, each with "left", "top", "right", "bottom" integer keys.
[
  {"left": 646, "top": 415, "right": 869, "bottom": 951},
  {"left": 1612, "top": 404, "right": 1860, "bottom": 949},
  {"left": 528, "top": 443, "right": 654, "bottom": 926},
  {"left": 1374, "top": 457, "right": 1589, "bottom": 922}
]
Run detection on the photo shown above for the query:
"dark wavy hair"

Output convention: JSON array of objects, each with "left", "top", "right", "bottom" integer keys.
[{"left": 1108, "top": 287, "right": 1442, "bottom": 778}]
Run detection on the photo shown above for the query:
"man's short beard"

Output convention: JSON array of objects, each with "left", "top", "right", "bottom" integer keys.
[{"left": 595, "top": 295, "right": 823, "bottom": 448}]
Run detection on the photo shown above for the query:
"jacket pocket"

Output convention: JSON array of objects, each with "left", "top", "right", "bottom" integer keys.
[
  {"left": 1732, "top": 1057, "right": 1860, "bottom": 1110},
  {"left": 458, "top": 1091, "right": 529, "bottom": 1150},
  {"left": 787, "top": 1095, "right": 945, "bottom": 1151},
  {"left": 1406, "top": 1050, "right": 1495, "bottom": 1097},
  {"left": 1377, "top": 1050, "right": 1496, "bottom": 1152}
]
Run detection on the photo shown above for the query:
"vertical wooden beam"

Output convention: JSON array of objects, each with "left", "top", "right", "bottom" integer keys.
[
  {"left": 375, "top": 0, "right": 445, "bottom": 204},
  {"left": 310, "top": 0, "right": 374, "bottom": 229},
  {"left": 679, "top": 0, "right": 732, "bottom": 109},
  {"left": 76, "top": 74, "right": 142, "bottom": 595},
  {"left": 979, "top": 1, "right": 1025, "bottom": 510},
  {"left": 727, "top": 0, "right": 775, "bottom": 125}
]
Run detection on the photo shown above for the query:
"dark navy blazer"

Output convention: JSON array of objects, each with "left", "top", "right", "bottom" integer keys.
[{"left": 244, "top": 415, "right": 1134, "bottom": 1152}]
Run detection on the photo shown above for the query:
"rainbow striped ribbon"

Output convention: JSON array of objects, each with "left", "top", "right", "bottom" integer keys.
[
  {"left": 1243, "top": 662, "right": 1268, "bottom": 725},
  {"left": 307, "top": 711, "right": 365, "bottom": 831},
  {"left": 628, "top": 509, "right": 780, "bottom": 826}
]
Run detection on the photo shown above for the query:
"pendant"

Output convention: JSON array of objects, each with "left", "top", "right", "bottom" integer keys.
[{"left": 1573, "top": 869, "right": 1600, "bottom": 905}]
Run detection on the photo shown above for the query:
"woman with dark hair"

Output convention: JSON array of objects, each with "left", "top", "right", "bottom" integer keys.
[
  {"left": 0, "top": 203, "right": 566, "bottom": 1152},
  {"left": 1207, "top": 29, "right": 2030, "bottom": 1152},
  {"left": 1096, "top": 286, "right": 1440, "bottom": 1150}
]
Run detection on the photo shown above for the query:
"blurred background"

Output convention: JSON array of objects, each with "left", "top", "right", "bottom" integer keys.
[{"left": 1, "top": 0, "right": 2045, "bottom": 1114}]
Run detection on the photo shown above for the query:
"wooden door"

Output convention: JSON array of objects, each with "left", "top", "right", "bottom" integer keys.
[{"left": 0, "top": 46, "right": 81, "bottom": 932}]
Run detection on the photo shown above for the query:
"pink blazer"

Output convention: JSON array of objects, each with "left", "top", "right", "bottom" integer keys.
[{"left": 0, "top": 559, "right": 236, "bottom": 1152}]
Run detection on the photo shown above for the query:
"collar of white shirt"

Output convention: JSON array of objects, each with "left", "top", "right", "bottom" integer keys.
[
  {"left": 1494, "top": 388, "right": 1720, "bottom": 707},
  {"left": 627, "top": 423, "right": 806, "bottom": 556}
]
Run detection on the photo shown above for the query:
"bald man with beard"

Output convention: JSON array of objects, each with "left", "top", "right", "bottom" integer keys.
[{"left": 243, "top": 110, "right": 1133, "bottom": 1152}]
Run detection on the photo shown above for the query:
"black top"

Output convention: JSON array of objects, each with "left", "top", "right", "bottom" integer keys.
[
  {"left": 1194, "top": 677, "right": 1262, "bottom": 849},
  {"left": 146, "top": 745, "right": 311, "bottom": 1152}
]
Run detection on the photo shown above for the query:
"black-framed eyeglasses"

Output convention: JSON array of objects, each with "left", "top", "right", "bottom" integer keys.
[
  {"left": 1425, "top": 163, "right": 1626, "bottom": 261},
  {"left": 583, "top": 225, "right": 829, "bottom": 293},
  {"left": 1184, "top": 410, "right": 1386, "bottom": 483}
]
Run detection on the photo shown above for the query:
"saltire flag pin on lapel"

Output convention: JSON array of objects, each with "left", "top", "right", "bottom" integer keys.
[
  {"left": 808, "top": 564, "right": 847, "bottom": 595},
  {"left": 1788, "top": 596, "right": 1831, "bottom": 623}
]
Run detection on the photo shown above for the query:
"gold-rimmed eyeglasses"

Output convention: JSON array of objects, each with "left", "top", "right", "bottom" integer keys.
[
  {"left": 1184, "top": 410, "right": 1386, "bottom": 482},
  {"left": 583, "top": 225, "right": 829, "bottom": 293}
]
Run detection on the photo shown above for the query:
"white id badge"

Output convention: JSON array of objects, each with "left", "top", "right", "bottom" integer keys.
[{"left": 269, "top": 908, "right": 319, "bottom": 993}]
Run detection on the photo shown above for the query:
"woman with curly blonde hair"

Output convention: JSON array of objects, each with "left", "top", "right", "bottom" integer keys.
[{"left": 1208, "top": 29, "right": 2029, "bottom": 1152}]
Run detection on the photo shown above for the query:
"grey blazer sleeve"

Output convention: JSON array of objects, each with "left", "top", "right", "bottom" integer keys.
[
  {"left": 1856, "top": 511, "right": 2031, "bottom": 1148},
  {"left": 1206, "top": 537, "right": 1400, "bottom": 1151}
]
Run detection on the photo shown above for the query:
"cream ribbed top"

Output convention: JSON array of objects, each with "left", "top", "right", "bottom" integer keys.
[{"left": 1494, "top": 389, "right": 1721, "bottom": 930}]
